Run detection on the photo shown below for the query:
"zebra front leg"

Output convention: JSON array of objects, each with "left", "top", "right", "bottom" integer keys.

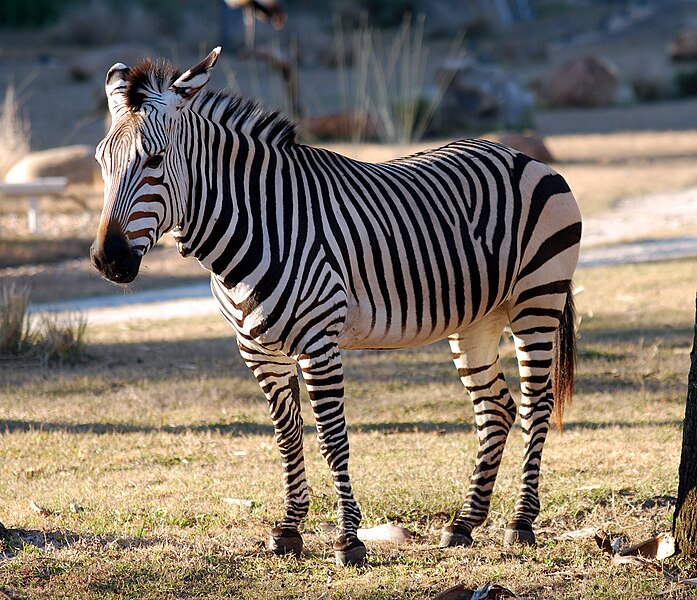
[
  {"left": 239, "top": 343, "right": 309, "bottom": 556},
  {"left": 441, "top": 313, "right": 517, "bottom": 548},
  {"left": 298, "top": 345, "right": 366, "bottom": 567}
]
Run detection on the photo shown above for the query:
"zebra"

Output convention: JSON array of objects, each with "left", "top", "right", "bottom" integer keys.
[{"left": 90, "top": 48, "right": 582, "bottom": 566}]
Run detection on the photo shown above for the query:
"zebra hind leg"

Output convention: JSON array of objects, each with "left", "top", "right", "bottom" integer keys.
[
  {"left": 238, "top": 344, "right": 310, "bottom": 557},
  {"left": 504, "top": 285, "right": 574, "bottom": 547},
  {"left": 298, "top": 345, "right": 366, "bottom": 567},
  {"left": 441, "top": 309, "right": 517, "bottom": 548}
]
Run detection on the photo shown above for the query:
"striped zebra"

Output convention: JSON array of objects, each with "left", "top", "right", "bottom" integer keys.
[{"left": 90, "top": 48, "right": 582, "bottom": 566}]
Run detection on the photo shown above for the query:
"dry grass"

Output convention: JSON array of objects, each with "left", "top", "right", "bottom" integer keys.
[
  {"left": 1, "top": 259, "right": 696, "bottom": 597},
  {"left": 0, "top": 285, "right": 87, "bottom": 365}
]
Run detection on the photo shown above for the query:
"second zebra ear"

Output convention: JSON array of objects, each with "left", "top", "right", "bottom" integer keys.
[
  {"left": 105, "top": 63, "right": 130, "bottom": 113},
  {"left": 168, "top": 47, "right": 221, "bottom": 109}
]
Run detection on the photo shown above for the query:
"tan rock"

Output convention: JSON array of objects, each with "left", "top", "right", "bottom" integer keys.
[
  {"left": 483, "top": 130, "right": 554, "bottom": 163},
  {"left": 5, "top": 145, "right": 98, "bottom": 186}
]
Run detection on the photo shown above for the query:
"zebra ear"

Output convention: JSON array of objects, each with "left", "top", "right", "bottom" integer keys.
[
  {"left": 105, "top": 63, "right": 131, "bottom": 112},
  {"left": 169, "top": 47, "right": 221, "bottom": 109}
]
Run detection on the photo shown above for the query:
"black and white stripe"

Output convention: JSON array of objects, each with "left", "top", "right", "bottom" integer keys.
[{"left": 92, "top": 49, "right": 582, "bottom": 562}]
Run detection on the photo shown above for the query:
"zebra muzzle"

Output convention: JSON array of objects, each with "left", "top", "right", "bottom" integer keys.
[{"left": 90, "top": 226, "right": 142, "bottom": 284}]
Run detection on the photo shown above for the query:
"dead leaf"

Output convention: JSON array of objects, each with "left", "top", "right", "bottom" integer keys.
[
  {"left": 224, "top": 498, "right": 253, "bottom": 508},
  {"left": 595, "top": 529, "right": 616, "bottom": 554},
  {"left": 29, "top": 500, "right": 50, "bottom": 515},
  {"left": 433, "top": 583, "right": 517, "bottom": 600},
  {"left": 611, "top": 554, "right": 650, "bottom": 568},
  {"left": 555, "top": 527, "right": 597, "bottom": 541},
  {"left": 356, "top": 523, "right": 413, "bottom": 544},
  {"left": 318, "top": 522, "right": 413, "bottom": 544},
  {"left": 619, "top": 532, "right": 675, "bottom": 560}
]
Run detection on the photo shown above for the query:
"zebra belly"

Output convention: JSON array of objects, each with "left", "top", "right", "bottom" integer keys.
[{"left": 336, "top": 295, "right": 489, "bottom": 350}]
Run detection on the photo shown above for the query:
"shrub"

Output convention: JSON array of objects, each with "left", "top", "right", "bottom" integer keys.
[
  {"left": 37, "top": 312, "right": 88, "bottom": 366},
  {"left": 0, "top": 285, "right": 88, "bottom": 366},
  {"left": 0, "top": 285, "right": 33, "bottom": 355}
]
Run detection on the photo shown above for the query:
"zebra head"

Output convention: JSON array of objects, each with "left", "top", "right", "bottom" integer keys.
[{"left": 90, "top": 48, "right": 221, "bottom": 283}]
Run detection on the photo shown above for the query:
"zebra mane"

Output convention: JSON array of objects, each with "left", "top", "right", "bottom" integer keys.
[
  {"left": 195, "top": 90, "right": 297, "bottom": 147},
  {"left": 123, "top": 57, "right": 296, "bottom": 147},
  {"left": 125, "top": 58, "right": 182, "bottom": 111}
]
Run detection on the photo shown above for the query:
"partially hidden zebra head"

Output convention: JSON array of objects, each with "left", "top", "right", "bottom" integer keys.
[{"left": 91, "top": 48, "right": 221, "bottom": 284}]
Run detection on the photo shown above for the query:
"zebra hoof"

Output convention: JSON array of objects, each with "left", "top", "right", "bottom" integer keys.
[
  {"left": 334, "top": 535, "right": 367, "bottom": 567},
  {"left": 503, "top": 527, "right": 536, "bottom": 547},
  {"left": 269, "top": 527, "right": 303, "bottom": 556},
  {"left": 439, "top": 525, "right": 473, "bottom": 548}
]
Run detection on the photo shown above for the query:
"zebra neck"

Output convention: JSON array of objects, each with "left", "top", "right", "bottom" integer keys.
[{"left": 174, "top": 139, "right": 314, "bottom": 289}]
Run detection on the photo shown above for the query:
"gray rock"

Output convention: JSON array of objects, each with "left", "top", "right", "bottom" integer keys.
[{"left": 431, "top": 57, "right": 533, "bottom": 133}]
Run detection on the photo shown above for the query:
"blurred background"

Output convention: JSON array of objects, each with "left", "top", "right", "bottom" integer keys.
[{"left": 2, "top": 0, "right": 697, "bottom": 304}]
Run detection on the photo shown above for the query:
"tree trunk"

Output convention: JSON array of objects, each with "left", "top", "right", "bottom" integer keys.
[{"left": 674, "top": 294, "right": 697, "bottom": 556}]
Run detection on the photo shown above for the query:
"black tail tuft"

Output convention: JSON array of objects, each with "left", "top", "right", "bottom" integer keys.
[{"left": 553, "top": 281, "right": 576, "bottom": 430}]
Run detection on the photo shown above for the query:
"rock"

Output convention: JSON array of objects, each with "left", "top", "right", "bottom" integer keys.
[
  {"left": 535, "top": 54, "right": 619, "bottom": 107},
  {"left": 668, "top": 26, "right": 697, "bottom": 61},
  {"left": 4, "top": 145, "right": 98, "bottom": 186},
  {"left": 482, "top": 130, "right": 554, "bottom": 163},
  {"left": 431, "top": 57, "right": 533, "bottom": 134}
]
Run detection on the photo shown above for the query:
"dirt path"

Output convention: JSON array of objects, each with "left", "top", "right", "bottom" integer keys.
[{"left": 29, "top": 184, "right": 697, "bottom": 323}]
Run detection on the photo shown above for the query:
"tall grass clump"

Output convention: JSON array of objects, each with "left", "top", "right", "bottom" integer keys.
[
  {"left": 37, "top": 312, "right": 88, "bottom": 366},
  {"left": 0, "top": 83, "right": 31, "bottom": 179},
  {"left": 0, "top": 284, "right": 33, "bottom": 355},
  {"left": 335, "top": 14, "right": 466, "bottom": 145},
  {"left": 0, "top": 285, "right": 87, "bottom": 365}
]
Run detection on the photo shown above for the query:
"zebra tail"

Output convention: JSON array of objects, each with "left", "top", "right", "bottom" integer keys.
[{"left": 553, "top": 282, "right": 576, "bottom": 431}]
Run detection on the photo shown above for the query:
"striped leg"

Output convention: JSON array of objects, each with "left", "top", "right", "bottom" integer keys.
[
  {"left": 503, "top": 328, "right": 557, "bottom": 546},
  {"left": 238, "top": 343, "right": 309, "bottom": 556},
  {"left": 441, "top": 309, "right": 517, "bottom": 547},
  {"left": 298, "top": 344, "right": 366, "bottom": 566}
]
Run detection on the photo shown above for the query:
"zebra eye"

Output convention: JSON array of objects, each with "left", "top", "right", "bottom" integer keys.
[{"left": 143, "top": 154, "right": 163, "bottom": 169}]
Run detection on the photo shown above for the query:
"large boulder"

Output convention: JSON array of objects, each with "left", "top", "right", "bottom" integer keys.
[
  {"left": 4, "top": 145, "right": 98, "bottom": 186},
  {"left": 535, "top": 54, "right": 619, "bottom": 107},
  {"left": 483, "top": 130, "right": 554, "bottom": 163},
  {"left": 430, "top": 57, "right": 533, "bottom": 134}
]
